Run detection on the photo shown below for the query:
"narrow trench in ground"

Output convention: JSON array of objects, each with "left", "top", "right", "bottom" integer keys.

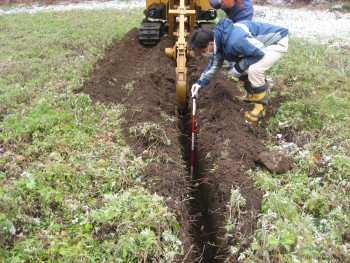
[
  {"left": 78, "top": 29, "right": 265, "bottom": 262},
  {"left": 179, "top": 110, "right": 223, "bottom": 263}
]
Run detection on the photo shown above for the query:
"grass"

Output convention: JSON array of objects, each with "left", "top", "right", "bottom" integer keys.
[
  {"left": 129, "top": 122, "right": 172, "bottom": 147},
  {"left": 217, "top": 8, "right": 349, "bottom": 260},
  {"left": 235, "top": 38, "right": 350, "bottom": 261},
  {"left": 1, "top": 4, "right": 349, "bottom": 263},
  {"left": 0, "top": 0, "right": 140, "bottom": 8},
  {"left": 0, "top": 8, "right": 183, "bottom": 261}
]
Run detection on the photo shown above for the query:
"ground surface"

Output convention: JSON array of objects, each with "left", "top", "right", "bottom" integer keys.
[
  {"left": 4, "top": 0, "right": 348, "bottom": 261},
  {"left": 79, "top": 29, "right": 274, "bottom": 261}
]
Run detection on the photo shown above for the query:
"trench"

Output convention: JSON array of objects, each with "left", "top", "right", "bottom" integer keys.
[
  {"left": 179, "top": 110, "right": 223, "bottom": 262},
  {"left": 79, "top": 29, "right": 264, "bottom": 262}
]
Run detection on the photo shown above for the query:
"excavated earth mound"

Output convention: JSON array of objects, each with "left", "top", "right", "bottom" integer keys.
[{"left": 79, "top": 28, "right": 275, "bottom": 262}]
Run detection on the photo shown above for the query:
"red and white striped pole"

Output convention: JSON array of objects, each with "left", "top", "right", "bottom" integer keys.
[{"left": 190, "top": 98, "right": 196, "bottom": 179}]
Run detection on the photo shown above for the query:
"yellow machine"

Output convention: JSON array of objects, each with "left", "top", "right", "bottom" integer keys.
[{"left": 139, "top": 0, "right": 217, "bottom": 110}]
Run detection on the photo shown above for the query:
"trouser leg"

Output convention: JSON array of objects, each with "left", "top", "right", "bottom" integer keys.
[
  {"left": 244, "top": 37, "right": 288, "bottom": 121},
  {"left": 248, "top": 37, "right": 289, "bottom": 87}
]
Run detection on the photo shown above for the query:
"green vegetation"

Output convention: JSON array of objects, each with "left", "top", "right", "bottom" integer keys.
[
  {"left": 328, "top": 1, "right": 350, "bottom": 12},
  {"left": 225, "top": 188, "right": 248, "bottom": 261},
  {"left": 0, "top": 8, "right": 182, "bottom": 261},
  {"left": 235, "top": 38, "right": 350, "bottom": 261},
  {"left": 1, "top": 5, "right": 349, "bottom": 262},
  {"left": 129, "top": 122, "right": 171, "bottom": 147}
]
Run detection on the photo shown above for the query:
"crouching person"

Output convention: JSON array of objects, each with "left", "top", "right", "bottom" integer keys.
[{"left": 188, "top": 18, "right": 289, "bottom": 122}]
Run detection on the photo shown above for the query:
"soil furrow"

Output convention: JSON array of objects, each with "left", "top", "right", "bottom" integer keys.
[{"left": 79, "top": 28, "right": 268, "bottom": 261}]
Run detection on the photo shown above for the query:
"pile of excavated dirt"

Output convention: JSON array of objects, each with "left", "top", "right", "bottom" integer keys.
[{"left": 79, "top": 29, "right": 281, "bottom": 262}]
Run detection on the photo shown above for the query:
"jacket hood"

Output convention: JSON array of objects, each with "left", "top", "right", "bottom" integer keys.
[{"left": 214, "top": 19, "right": 234, "bottom": 48}]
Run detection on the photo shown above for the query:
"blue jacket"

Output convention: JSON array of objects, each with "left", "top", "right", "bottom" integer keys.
[
  {"left": 196, "top": 19, "right": 289, "bottom": 87},
  {"left": 210, "top": 0, "right": 254, "bottom": 23}
]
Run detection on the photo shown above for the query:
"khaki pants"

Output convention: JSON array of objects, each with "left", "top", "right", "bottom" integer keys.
[{"left": 247, "top": 37, "right": 289, "bottom": 87}]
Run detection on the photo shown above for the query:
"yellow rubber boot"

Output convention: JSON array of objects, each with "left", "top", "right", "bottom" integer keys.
[
  {"left": 247, "top": 89, "right": 269, "bottom": 105},
  {"left": 245, "top": 103, "right": 266, "bottom": 122}
]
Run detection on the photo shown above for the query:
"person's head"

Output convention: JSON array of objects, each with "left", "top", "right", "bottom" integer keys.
[{"left": 187, "top": 28, "right": 215, "bottom": 55}]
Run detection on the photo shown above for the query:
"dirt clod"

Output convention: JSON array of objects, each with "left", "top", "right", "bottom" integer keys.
[{"left": 256, "top": 150, "right": 292, "bottom": 173}]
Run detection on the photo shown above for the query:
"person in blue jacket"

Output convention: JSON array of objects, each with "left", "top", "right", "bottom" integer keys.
[
  {"left": 210, "top": 0, "right": 254, "bottom": 23},
  {"left": 210, "top": 0, "right": 254, "bottom": 70},
  {"left": 188, "top": 18, "right": 289, "bottom": 122}
]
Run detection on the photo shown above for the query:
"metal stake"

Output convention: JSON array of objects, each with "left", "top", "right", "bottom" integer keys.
[{"left": 190, "top": 98, "right": 196, "bottom": 179}]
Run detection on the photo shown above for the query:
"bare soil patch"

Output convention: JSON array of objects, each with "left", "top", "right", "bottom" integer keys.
[{"left": 78, "top": 29, "right": 279, "bottom": 262}]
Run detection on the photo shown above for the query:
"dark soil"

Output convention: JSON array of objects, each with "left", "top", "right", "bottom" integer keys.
[{"left": 79, "top": 29, "right": 274, "bottom": 262}]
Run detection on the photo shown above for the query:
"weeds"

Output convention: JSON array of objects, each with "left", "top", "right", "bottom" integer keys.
[
  {"left": 225, "top": 188, "right": 248, "bottom": 260},
  {"left": 1, "top": 3, "right": 349, "bottom": 262},
  {"left": 89, "top": 187, "right": 182, "bottom": 262},
  {"left": 243, "top": 38, "right": 350, "bottom": 261},
  {"left": 129, "top": 122, "right": 171, "bottom": 147},
  {"left": 0, "top": 8, "right": 183, "bottom": 261},
  {"left": 328, "top": 1, "right": 350, "bottom": 12},
  {"left": 160, "top": 111, "right": 176, "bottom": 122},
  {"left": 122, "top": 80, "right": 135, "bottom": 95}
]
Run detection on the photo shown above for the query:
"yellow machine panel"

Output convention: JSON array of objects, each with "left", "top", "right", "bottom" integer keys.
[{"left": 196, "top": 0, "right": 213, "bottom": 10}]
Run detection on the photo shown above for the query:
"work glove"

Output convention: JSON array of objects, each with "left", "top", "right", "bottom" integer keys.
[
  {"left": 229, "top": 67, "right": 242, "bottom": 78},
  {"left": 191, "top": 84, "right": 201, "bottom": 98}
]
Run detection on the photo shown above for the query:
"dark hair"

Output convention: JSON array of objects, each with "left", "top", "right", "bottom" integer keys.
[{"left": 187, "top": 28, "right": 214, "bottom": 50}]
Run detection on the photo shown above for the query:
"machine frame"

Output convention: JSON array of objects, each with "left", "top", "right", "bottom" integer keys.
[{"left": 139, "top": 0, "right": 217, "bottom": 110}]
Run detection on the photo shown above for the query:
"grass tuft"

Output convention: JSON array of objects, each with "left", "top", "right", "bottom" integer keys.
[
  {"left": 0, "top": 7, "right": 183, "bottom": 262},
  {"left": 242, "top": 38, "right": 350, "bottom": 261}
]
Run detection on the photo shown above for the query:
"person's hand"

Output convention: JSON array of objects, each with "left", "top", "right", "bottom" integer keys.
[
  {"left": 229, "top": 67, "right": 241, "bottom": 78},
  {"left": 191, "top": 84, "right": 201, "bottom": 98}
]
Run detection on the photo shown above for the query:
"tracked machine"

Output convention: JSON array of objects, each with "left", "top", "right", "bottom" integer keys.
[{"left": 139, "top": 0, "right": 217, "bottom": 110}]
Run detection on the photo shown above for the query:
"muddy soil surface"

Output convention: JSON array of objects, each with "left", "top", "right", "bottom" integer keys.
[{"left": 79, "top": 29, "right": 272, "bottom": 262}]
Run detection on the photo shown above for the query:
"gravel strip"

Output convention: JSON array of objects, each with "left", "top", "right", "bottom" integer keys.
[
  {"left": 1, "top": 0, "right": 349, "bottom": 46},
  {"left": 254, "top": 5, "right": 350, "bottom": 47}
]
